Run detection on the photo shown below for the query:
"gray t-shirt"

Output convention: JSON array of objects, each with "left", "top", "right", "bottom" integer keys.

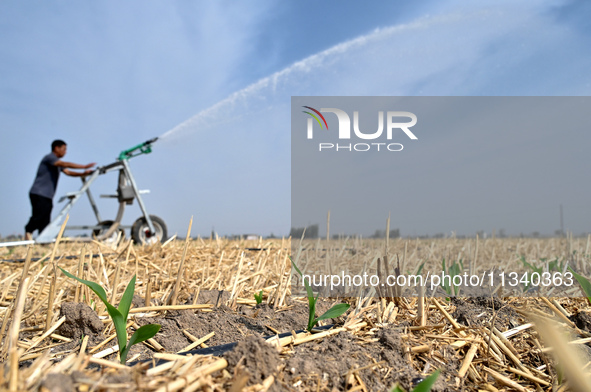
[{"left": 30, "top": 152, "right": 62, "bottom": 199}]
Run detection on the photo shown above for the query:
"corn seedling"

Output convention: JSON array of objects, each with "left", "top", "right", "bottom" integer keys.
[
  {"left": 390, "top": 370, "right": 440, "bottom": 392},
  {"left": 60, "top": 267, "right": 161, "bottom": 364},
  {"left": 290, "top": 257, "right": 350, "bottom": 332},
  {"left": 441, "top": 258, "right": 462, "bottom": 296},
  {"left": 569, "top": 267, "right": 591, "bottom": 304},
  {"left": 415, "top": 261, "right": 425, "bottom": 276},
  {"left": 254, "top": 289, "right": 264, "bottom": 304},
  {"left": 519, "top": 255, "right": 543, "bottom": 291},
  {"left": 544, "top": 257, "right": 565, "bottom": 273},
  {"left": 520, "top": 255, "right": 542, "bottom": 274}
]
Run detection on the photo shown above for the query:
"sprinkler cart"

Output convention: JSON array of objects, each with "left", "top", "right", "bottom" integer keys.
[{"left": 31, "top": 138, "right": 168, "bottom": 245}]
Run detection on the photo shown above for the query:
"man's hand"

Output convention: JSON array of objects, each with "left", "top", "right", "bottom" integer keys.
[{"left": 85, "top": 163, "right": 96, "bottom": 169}]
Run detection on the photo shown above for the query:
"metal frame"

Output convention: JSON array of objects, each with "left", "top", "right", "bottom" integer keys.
[{"left": 36, "top": 159, "right": 156, "bottom": 244}]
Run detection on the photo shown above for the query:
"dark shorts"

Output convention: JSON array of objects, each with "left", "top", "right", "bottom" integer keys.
[{"left": 25, "top": 193, "right": 53, "bottom": 234}]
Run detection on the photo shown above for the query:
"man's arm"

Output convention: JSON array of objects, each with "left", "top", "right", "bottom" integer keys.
[
  {"left": 55, "top": 160, "right": 96, "bottom": 170},
  {"left": 62, "top": 168, "right": 95, "bottom": 177},
  {"left": 56, "top": 161, "right": 96, "bottom": 177}
]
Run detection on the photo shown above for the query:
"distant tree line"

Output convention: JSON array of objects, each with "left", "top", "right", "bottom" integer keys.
[
  {"left": 370, "top": 229, "right": 400, "bottom": 239},
  {"left": 285, "top": 226, "right": 580, "bottom": 240},
  {"left": 289, "top": 224, "right": 319, "bottom": 239}
]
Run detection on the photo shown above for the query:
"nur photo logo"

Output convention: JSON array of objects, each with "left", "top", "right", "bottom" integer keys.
[{"left": 302, "top": 106, "right": 418, "bottom": 152}]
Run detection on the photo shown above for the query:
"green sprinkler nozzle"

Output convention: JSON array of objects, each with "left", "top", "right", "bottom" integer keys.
[{"left": 118, "top": 137, "right": 159, "bottom": 161}]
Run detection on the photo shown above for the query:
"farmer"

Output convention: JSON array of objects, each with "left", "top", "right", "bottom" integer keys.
[{"left": 25, "top": 140, "right": 96, "bottom": 240}]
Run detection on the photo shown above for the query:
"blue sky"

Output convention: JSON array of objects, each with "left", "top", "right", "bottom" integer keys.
[{"left": 1, "top": 0, "right": 591, "bottom": 239}]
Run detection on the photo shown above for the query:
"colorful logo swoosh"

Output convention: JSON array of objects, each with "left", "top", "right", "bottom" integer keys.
[{"left": 302, "top": 106, "right": 328, "bottom": 129}]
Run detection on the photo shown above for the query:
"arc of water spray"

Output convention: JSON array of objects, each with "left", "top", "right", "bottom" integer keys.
[{"left": 158, "top": 14, "right": 459, "bottom": 141}]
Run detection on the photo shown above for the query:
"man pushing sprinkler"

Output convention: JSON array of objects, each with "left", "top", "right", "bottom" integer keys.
[{"left": 25, "top": 140, "right": 96, "bottom": 240}]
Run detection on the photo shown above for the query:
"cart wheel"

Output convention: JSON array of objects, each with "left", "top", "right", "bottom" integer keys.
[
  {"left": 93, "top": 220, "right": 125, "bottom": 244},
  {"left": 131, "top": 215, "right": 167, "bottom": 245}
]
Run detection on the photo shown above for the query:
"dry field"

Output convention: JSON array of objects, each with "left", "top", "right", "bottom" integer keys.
[{"left": 1, "top": 234, "right": 591, "bottom": 391}]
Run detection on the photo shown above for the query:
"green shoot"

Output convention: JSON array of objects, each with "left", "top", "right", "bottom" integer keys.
[
  {"left": 290, "top": 256, "right": 350, "bottom": 331},
  {"left": 254, "top": 289, "right": 264, "bottom": 304},
  {"left": 60, "top": 267, "right": 161, "bottom": 364},
  {"left": 390, "top": 370, "right": 440, "bottom": 392},
  {"left": 441, "top": 258, "right": 462, "bottom": 296},
  {"left": 519, "top": 255, "right": 542, "bottom": 274},
  {"left": 547, "top": 258, "right": 565, "bottom": 273},
  {"left": 415, "top": 262, "right": 425, "bottom": 276},
  {"left": 569, "top": 267, "right": 591, "bottom": 304},
  {"left": 519, "top": 255, "right": 542, "bottom": 291}
]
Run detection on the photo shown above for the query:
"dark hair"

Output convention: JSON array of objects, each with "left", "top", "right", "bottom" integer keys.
[{"left": 51, "top": 140, "right": 66, "bottom": 151}]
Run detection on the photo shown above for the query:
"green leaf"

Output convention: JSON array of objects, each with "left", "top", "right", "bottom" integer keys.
[
  {"left": 119, "top": 324, "right": 161, "bottom": 363},
  {"left": 60, "top": 267, "right": 128, "bottom": 362},
  {"left": 290, "top": 257, "right": 314, "bottom": 299},
  {"left": 315, "top": 303, "right": 350, "bottom": 323},
  {"left": 569, "top": 267, "right": 591, "bottom": 303},
  {"left": 390, "top": 385, "right": 405, "bottom": 392},
  {"left": 412, "top": 370, "right": 440, "bottom": 392},
  {"left": 416, "top": 262, "right": 425, "bottom": 276},
  {"left": 106, "top": 305, "right": 128, "bottom": 361},
  {"left": 520, "top": 256, "right": 542, "bottom": 274},
  {"left": 307, "top": 292, "right": 319, "bottom": 331},
  {"left": 118, "top": 275, "right": 136, "bottom": 321},
  {"left": 59, "top": 267, "right": 109, "bottom": 305},
  {"left": 290, "top": 256, "right": 303, "bottom": 276},
  {"left": 290, "top": 257, "right": 319, "bottom": 331},
  {"left": 290, "top": 257, "right": 349, "bottom": 332},
  {"left": 129, "top": 324, "right": 161, "bottom": 346},
  {"left": 254, "top": 290, "right": 263, "bottom": 304}
]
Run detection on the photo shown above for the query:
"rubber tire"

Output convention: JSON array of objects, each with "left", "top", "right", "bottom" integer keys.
[
  {"left": 131, "top": 215, "right": 167, "bottom": 244},
  {"left": 92, "top": 220, "right": 126, "bottom": 243}
]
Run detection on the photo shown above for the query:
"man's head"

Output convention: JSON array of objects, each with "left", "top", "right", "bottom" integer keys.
[{"left": 51, "top": 140, "right": 67, "bottom": 158}]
